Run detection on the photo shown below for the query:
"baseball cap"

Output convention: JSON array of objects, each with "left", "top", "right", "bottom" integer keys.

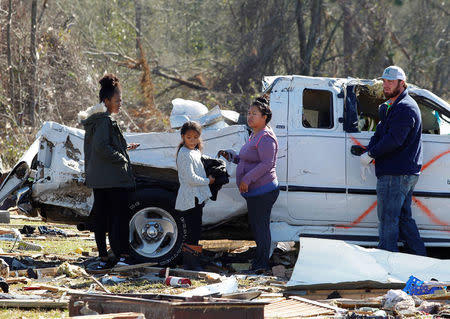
[{"left": 381, "top": 66, "right": 406, "bottom": 81}]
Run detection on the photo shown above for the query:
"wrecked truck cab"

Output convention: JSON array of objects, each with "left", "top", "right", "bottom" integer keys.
[
  {"left": 0, "top": 138, "right": 40, "bottom": 215},
  {"left": 0, "top": 122, "right": 94, "bottom": 224},
  {"left": 0, "top": 75, "right": 449, "bottom": 266},
  {"left": 265, "top": 75, "right": 450, "bottom": 248}
]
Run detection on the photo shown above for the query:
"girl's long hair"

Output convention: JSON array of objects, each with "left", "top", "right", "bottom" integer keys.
[{"left": 176, "top": 121, "right": 204, "bottom": 159}]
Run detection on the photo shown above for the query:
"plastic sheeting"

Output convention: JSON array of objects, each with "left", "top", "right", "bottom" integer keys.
[
  {"left": 169, "top": 98, "right": 240, "bottom": 129},
  {"left": 287, "top": 237, "right": 450, "bottom": 287}
]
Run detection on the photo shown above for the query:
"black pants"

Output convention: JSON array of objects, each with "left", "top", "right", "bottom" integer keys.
[
  {"left": 245, "top": 188, "right": 280, "bottom": 270},
  {"left": 92, "top": 188, "right": 131, "bottom": 259},
  {"left": 178, "top": 198, "right": 204, "bottom": 246}
]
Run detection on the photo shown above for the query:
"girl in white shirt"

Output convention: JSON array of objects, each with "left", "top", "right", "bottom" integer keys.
[{"left": 175, "top": 121, "right": 214, "bottom": 270}]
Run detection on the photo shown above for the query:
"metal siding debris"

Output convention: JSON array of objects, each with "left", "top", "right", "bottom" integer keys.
[{"left": 264, "top": 296, "right": 346, "bottom": 318}]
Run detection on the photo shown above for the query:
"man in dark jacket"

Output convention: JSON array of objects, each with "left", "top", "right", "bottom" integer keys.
[{"left": 354, "top": 66, "right": 426, "bottom": 256}]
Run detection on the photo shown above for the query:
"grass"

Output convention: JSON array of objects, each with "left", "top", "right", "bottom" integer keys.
[
  {"left": 0, "top": 308, "right": 68, "bottom": 319},
  {"left": 0, "top": 217, "right": 97, "bottom": 257}
]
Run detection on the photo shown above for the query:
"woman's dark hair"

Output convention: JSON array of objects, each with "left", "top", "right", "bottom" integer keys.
[
  {"left": 176, "top": 121, "right": 203, "bottom": 158},
  {"left": 251, "top": 95, "right": 272, "bottom": 124},
  {"left": 99, "top": 74, "right": 121, "bottom": 103}
]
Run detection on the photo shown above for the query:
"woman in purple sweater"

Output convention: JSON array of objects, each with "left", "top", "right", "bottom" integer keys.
[{"left": 219, "top": 96, "right": 279, "bottom": 272}]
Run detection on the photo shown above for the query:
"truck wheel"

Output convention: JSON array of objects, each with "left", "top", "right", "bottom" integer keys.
[{"left": 128, "top": 190, "right": 186, "bottom": 266}]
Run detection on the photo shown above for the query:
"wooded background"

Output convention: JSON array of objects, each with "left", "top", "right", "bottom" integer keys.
[{"left": 0, "top": 0, "right": 448, "bottom": 167}]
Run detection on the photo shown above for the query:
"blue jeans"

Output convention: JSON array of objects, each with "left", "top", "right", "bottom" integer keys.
[
  {"left": 245, "top": 188, "right": 280, "bottom": 270},
  {"left": 376, "top": 175, "right": 426, "bottom": 256}
]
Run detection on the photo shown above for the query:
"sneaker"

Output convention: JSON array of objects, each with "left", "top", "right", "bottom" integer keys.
[
  {"left": 115, "top": 257, "right": 130, "bottom": 267},
  {"left": 87, "top": 260, "right": 116, "bottom": 271}
]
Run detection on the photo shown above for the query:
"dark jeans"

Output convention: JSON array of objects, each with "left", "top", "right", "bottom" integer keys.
[
  {"left": 93, "top": 188, "right": 131, "bottom": 259},
  {"left": 376, "top": 175, "right": 426, "bottom": 256},
  {"left": 178, "top": 198, "right": 204, "bottom": 246},
  {"left": 245, "top": 188, "right": 280, "bottom": 270}
]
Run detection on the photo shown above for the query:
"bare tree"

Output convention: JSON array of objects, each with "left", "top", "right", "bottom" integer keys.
[
  {"left": 6, "top": 0, "right": 14, "bottom": 110},
  {"left": 296, "top": 0, "right": 323, "bottom": 75},
  {"left": 340, "top": 0, "right": 353, "bottom": 76},
  {"left": 29, "top": 0, "right": 37, "bottom": 126},
  {"left": 134, "top": 0, "right": 142, "bottom": 58}
]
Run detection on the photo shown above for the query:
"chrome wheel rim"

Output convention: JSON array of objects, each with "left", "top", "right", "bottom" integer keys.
[{"left": 129, "top": 207, "right": 178, "bottom": 259}]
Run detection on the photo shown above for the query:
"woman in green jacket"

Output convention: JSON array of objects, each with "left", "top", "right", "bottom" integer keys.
[{"left": 78, "top": 74, "right": 137, "bottom": 269}]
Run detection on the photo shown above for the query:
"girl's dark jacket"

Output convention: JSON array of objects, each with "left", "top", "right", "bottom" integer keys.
[{"left": 78, "top": 103, "right": 135, "bottom": 189}]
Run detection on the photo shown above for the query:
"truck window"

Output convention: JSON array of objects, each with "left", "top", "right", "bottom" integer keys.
[
  {"left": 302, "top": 89, "right": 333, "bottom": 129},
  {"left": 354, "top": 84, "right": 449, "bottom": 135},
  {"left": 412, "top": 96, "right": 450, "bottom": 135},
  {"left": 354, "top": 85, "right": 384, "bottom": 132}
]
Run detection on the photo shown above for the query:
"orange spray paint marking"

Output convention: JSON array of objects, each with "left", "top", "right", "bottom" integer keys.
[
  {"left": 342, "top": 137, "right": 450, "bottom": 229},
  {"left": 336, "top": 200, "right": 377, "bottom": 229},
  {"left": 421, "top": 150, "right": 450, "bottom": 172},
  {"left": 350, "top": 136, "right": 365, "bottom": 148},
  {"left": 413, "top": 197, "right": 450, "bottom": 231}
]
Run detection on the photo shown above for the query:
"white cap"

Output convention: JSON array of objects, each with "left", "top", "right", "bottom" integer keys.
[{"left": 381, "top": 66, "right": 406, "bottom": 81}]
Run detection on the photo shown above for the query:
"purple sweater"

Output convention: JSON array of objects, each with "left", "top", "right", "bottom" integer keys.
[{"left": 234, "top": 127, "right": 278, "bottom": 194}]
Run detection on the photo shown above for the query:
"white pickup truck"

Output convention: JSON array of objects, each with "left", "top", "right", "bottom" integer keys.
[{"left": 1, "top": 75, "right": 449, "bottom": 265}]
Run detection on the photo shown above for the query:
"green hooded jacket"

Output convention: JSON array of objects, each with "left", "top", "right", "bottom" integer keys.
[{"left": 78, "top": 103, "right": 135, "bottom": 189}]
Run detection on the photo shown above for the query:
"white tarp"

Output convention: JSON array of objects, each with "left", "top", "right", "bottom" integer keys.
[
  {"left": 169, "top": 98, "right": 240, "bottom": 129},
  {"left": 287, "top": 237, "right": 450, "bottom": 287}
]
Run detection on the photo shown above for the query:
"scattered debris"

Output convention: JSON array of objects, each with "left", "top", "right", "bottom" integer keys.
[
  {"left": 0, "top": 215, "right": 448, "bottom": 318},
  {"left": 271, "top": 265, "right": 286, "bottom": 278},
  {"left": 57, "top": 262, "right": 88, "bottom": 278},
  {"left": 178, "top": 275, "right": 238, "bottom": 297},
  {"left": 0, "top": 258, "right": 9, "bottom": 278},
  {"left": 164, "top": 276, "right": 191, "bottom": 288},
  {"left": 17, "top": 241, "right": 43, "bottom": 251},
  {"left": 68, "top": 292, "right": 266, "bottom": 318},
  {"left": 0, "top": 227, "right": 21, "bottom": 241},
  {"left": 264, "top": 296, "right": 347, "bottom": 318}
]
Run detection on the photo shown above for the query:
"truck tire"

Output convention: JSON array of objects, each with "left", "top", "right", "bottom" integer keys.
[{"left": 128, "top": 188, "right": 186, "bottom": 266}]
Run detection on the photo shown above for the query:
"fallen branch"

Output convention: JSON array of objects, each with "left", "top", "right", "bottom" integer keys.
[
  {"left": 153, "top": 68, "right": 209, "bottom": 91},
  {"left": 87, "top": 274, "right": 111, "bottom": 294}
]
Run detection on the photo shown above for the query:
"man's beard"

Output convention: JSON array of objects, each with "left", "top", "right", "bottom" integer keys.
[{"left": 384, "top": 81, "right": 402, "bottom": 99}]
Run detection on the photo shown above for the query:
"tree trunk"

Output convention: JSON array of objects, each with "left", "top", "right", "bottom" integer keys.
[
  {"left": 134, "top": 0, "right": 142, "bottom": 58},
  {"left": 296, "top": 0, "right": 323, "bottom": 75},
  {"left": 340, "top": 0, "right": 353, "bottom": 76},
  {"left": 295, "top": 0, "right": 306, "bottom": 74},
  {"left": 7, "top": 0, "right": 14, "bottom": 110},
  {"left": 29, "top": 0, "right": 38, "bottom": 126}
]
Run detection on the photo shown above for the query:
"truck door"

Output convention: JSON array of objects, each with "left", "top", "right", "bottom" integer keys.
[
  {"left": 287, "top": 86, "right": 347, "bottom": 223},
  {"left": 269, "top": 88, "right": 289, "bottom": 216}
]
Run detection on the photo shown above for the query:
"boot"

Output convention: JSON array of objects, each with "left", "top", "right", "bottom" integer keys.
[{"left": 182, "top": 244, "right": 203, "bottom": 271}]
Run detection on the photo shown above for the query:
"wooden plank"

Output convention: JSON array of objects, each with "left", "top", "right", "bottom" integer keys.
[
  {"left": 140, "top": 266, "right": 220, "bottom": 279},
  {"left": 10, "top": 266, "right": 58, "bottom": 278},
  {"left": 25, "top": 284, "right": 81, "bottom": 294},
  {"left": 286, "top": 288, "right": 391, "bottom": 301},
  {"left": 0, "top": 299, "right": 68, "bottom": 309},
  {"left": 286, "top": 280, "right": 405, "bottom": 291},
  {"left": 111, "top": 262, "right": 157, "bottom": 272},
  {"left": 87, "top": 274, "right": 111, "bottom": 294},
  {"left": 5, "top": 277, "right": 29, "bottom": 284},
  {"left": 68, "top": 312, "right": 145, "bottom": 319},
  {"left": 319, "top": 298, "right": 383, "bottom": 309}
]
